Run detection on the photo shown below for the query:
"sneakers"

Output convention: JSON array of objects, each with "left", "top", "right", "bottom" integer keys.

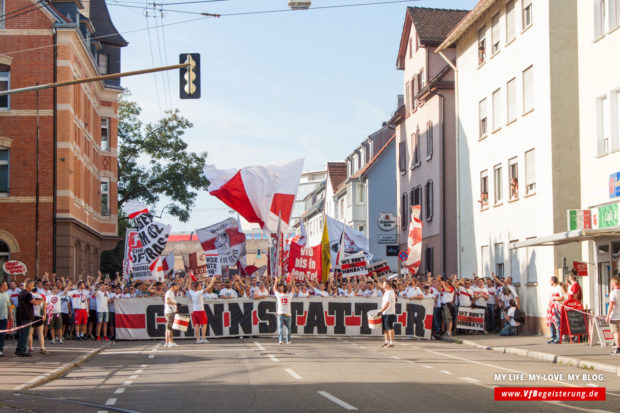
[
  {"left": 58, "top": 338, "right": 63, "bottom": 344},
  {"left": 0, "top": 351, "right": 4, "bottom": 357},
  {"left": 279, "top": 341, "right": 283, "bottom": 345},
  {"left": 163, "top": 342, "right": 170, "bottom": 348},
  {"left": 196, "top": 339, "right": 201, "bottom": 344},
  {"left": 381, "top": 342, "right": 389, "bottom": 348},
  {"left": 200, "top": 339, "right": 209, "bottom": 344},
  {"left": 40, "top": 349, "right": 48, "bottom": 354},
  {"left": 286, "top": 341, "right": 291, "bottom": 344},
  {"left": 96, "top": 337, "right": 101, "bottom": 341},
  {"left": 103, "top": 337, "right": 110, "bottom": 341},
  {"left": 611, "top": 347, "right": 620, "bottom": 355},
  {"left": 51, "top": 338, "right": 57, "bottom": 344},
  {"left": 387, "top": 343, "right": 394, "bottom": 347},
  {"left": 169, "top": 342, "right": 178, "bottom": 347},
  {"left": 547, "top": 339, "right": 556, "bottom": 344}
]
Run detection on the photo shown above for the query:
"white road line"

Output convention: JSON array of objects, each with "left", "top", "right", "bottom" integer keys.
[
  {"left": 284, "top": 368, "right": 303, "bottom": 380},
  {"left": 359, "top": 346, "right": 366, "bottom": 349},
  {"left": 104, "top": 349, "right": 249, "bottom": 355},
  {"left": 440, "top": 370, "right": 453, "bottom": 375},
  {"left": 135, "top": 369, "right": 143, "bottom": 374},
  {"left": 141, "top": 364, "right": 147, "bottom": 368},
  {"left": 148, "top": 354, "right": 155, "bottom": 359},
  {"left": 405, "top": 360, "right": 414, "bottom": 364},
  {"left": 129, "top": 375, "right": 138, "bottom": 380},
  {"left": 461, "top": 377, "right": 480, "bottom": 383},
  {"left": 318, "top": 391, "right": 358, "bottom": 411},
  {"left": 123, "top": 381, "right": 133, "bottom": 386},
  {"left": 97, "top": 411, "right": 108, "bottom": 413},
  {"left": 268, "top": 354, "right": 279, "bottom": 362},
  {"left": 253, "top": 341, "right": 265, "bottom": 351},
  {"left": 114, "top": 388, "right": 125, "bottom": 394},
  {"left": 391, "top": 356, "right": 401, "bottom": 360},
  {"left": 105, "top": 398, "right": 117, "bottom": 406},
  {"left": 421, "top": 365, "right": 433, "bottom": 369}
]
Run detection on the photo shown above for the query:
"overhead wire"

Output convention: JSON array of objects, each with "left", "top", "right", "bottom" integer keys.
[
  {"left": 154, "top": 5, "right": 172, "bottom": 109},
  {"left": 159, "top": 5, "right": 174, "bottom": 109},
  {"left": 144, "top": 2, "right": 164, "bottom": 117},
  {"left": 0, "top": 0, "right": 47, "bottom": 23}
]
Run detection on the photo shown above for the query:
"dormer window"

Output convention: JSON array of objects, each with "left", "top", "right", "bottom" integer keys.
[{"left": 98, "top": 53, "right": 108, "bottom": 75}]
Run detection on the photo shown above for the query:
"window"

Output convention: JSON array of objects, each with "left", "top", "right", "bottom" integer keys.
[
  {"left": 412, "top": 77, "right": 418, "bottom": 110},
  {"left": 491, "top": 13, "right": 500, "bottom": 54},
  {"left": 478, "top": 26, "right": 486, "bottom": 64},
  {"left": 526, "top": 245, "right": 538, "bottom": 283},
  {"left": 495, "top": 243, "right": 504, "bottom": 278},
  {"left": 98, "top": 53, "right": 108, "bottom": 75},
  {"left": 356, "top": 183, "right": 364, "bottom": 204},
  {"left": 0, "top": 149, "right": 8, "bottom": 194},
  {"left": 346, "top": 186, "right": 351, "bottom": 206},
  {"left": 411, "top": 185, "right": 422, "bottom": 218},
  {"left": 509, "top": 157, "right": 519, "bottom": 199},
  {"left": 339, "top": 198, "right": 345, "bottom": 219},
  {"left": 494, "top": 164, "right": 503, "bottom": 204},
  {"left": 413, "top": 128, "right": 420, "bottom": 166},
  {"left": 405, "top": 81, "right": 410, "bottom": 113},
  {"left": 492, "top": 88, "right": 502, "bottom": 131},
  {"left": 424, "top": 180, "right": 433, "bottom": 221},
  {"left": 101, "top": 179, "right": 110, "bottom": 217},
  {"left": 506, "top": 77, "right": 517, "bottom": 122},
  {"left": 509, "top": 246, "right": 521, "bottom": 284},
  {"left": 0, "top": 65, "right": 9, "bottom": 110},
  {"left": 417, "top": 70, "right": 424, "bottom": 90},
  {"left": 506, "top": 0, "right": 516, "bottom": 42},
  {"left": 426, "top": 121, "right": 433, "bottom": 159},
  {"left": 480, "top": 170, "right": 489, "bottom": 208},
  {"left": 101, "top": 118, "right": 110, "bottom": 151},
  {"left": 425, "top": 246, "right": 434, "bottom": 275},
  {"left": 522, "top": 65, "right": 534, "bottom": 113},
  {"left": 479, "top": 98, "right": 488, "bottom": 138},
  {"left": 399, "top": 141, "right": 407, "bottom": 173},
  {"left": 0, "top": 0, "right": 4, "bottom": 29},
  {"left": 352, "top": 154, "right": 358, "bottom": 174},
  {"left": 409, "top": 38, "right": 413, "bottom": 59},
  {"left": 524, "top": 149, "right": 536, "bottom": 194},
  {"left": 401, "top": 193, "right": 408, "bottom": 229},
  {"left": 597, "top": 96, "right": 610, "bottom": 155},
  {"left": 522, "top": 0, "right": 532, "bottom": 29},
  {"left": 595, "top": 0, "right": 607, "bottom": 38},
  {"left": 611, "top": 0, "right": 620, "bottom": 30}
]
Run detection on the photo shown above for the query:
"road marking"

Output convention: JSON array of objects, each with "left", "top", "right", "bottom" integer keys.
[
  {"left": 148, "top": 354, "right": 155, "bottom": 359},
  {"left": 391, "top": 356, "right": 401, "bottom": 360},
  {"left": 123, "top": 381, "right": 133, "bottom": 386},
  {"left": 97, "top": 411, "right": 108, "bottom": 413},
  {"left": 409, "top": 345, "right": 420, "bottom": 350},
  {"left": 129, "top": 375, "right": 138, "bottom": 380},
  {"left": 421, "top": 365, "right": 433, "bottom": 369},
  {"left": 104, "top": 349, "right": 249, "bottom": 355},
  {"left": 135, "top": 369, "right": 143, "bottom": 374},
  {"left": 318, "top": 391, "right": 358, "bottom": 411},
  {"left": 405, "top": 360, "right": 414, "bottom": 364},
  {"left": 114, "top": 388, "right": 125, "bottom": 394},
  {"left": 253, "top": 341, "right": 265, "bottom": 351},
  {"left": 440, "top": 370, "right": 453, "bottom": 375},
  {"left": 359, "top": 346, "right": 366, "bottom": 349},
  {"left": 268, "top": 354, "right": 279, "bottom": 362},
  {"left": 104, "top": 398, "right": 117, "bottom": 406},
  {"left": 285, "top": 368, "right": 303, "bottom": 380},
  {"left": 141, "top": 364, "right": 147, "bottom": 368},
  {"left": 461, "top": 377, "right": 480, "bottom": 383}
]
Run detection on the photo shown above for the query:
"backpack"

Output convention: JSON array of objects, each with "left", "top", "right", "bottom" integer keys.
[{"left": 513, "top": 307, "right": 526, "bottom": 323}]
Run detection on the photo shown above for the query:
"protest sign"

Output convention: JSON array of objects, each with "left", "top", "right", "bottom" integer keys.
[
  {"left": 456, "top": 307, "right": 485, "bottom": 331},
  {"left": 369, "top": 260, "right": 391, "bottom": 277},
  {"left": 196, "top": 218, "right": 246, "bottom": 267},
  {"left": 288, "top": 242, "right": 322, "bottom": 282},
  {"left": 340, "top": 252, "right": 368, "bottom": 278}
]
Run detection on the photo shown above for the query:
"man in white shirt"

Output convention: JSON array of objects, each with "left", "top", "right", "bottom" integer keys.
[
  {"left": 8, "top": 281, "right": 21, "bottom": 308},
  {"left": 48, "top": 285, "right": 64, "bottom": 344},
  {"left": 253, "top": 282, "right": 270, "bottom": 300},
  {"left": 605, "top": 277, "right": 620, "bottom": 355},
  {"left": 404, "top": 279, "right": 423, "bottom": 300},
  {"left": 471, "top": 278, "right": 489, "bottom": 309},
  {"left": 95, "top": 284, "right": 110, "bottom": 341},
  {"left": 500, "top": 299, "right": 520, "bottom": 336},
  {"left": 486, "top": 278, "right": 498, "bottom": 333},
  {"left": 69, "top": 281, "right": 89, "bottom": 340},
  {"left": 188, "top": 278, "right": 215, "bottom": 344},
  {"left": 377, "top": 280, "right": 396, "bottom": 347},
  {"left": 218, "top": 280, "right": 238, "bottom": 299},
  {"left": 164, "top": 282, "right": 180, "bottom": 348},
  {"left": 274, "top": 278, "right": 297, "bottom": 344}
]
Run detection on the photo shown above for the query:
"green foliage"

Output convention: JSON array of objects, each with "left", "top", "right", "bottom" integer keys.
[{"left": 117, "top": 91, "right": 209, "bottom": 222}]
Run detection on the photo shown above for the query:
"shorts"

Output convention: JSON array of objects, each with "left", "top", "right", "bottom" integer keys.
[
  {"left": 610, "top": 320, "right": 620, "bottom": 333},
  {"left": 61, "top": 312, "right": 72, "bottom": 326},
  {"left": 74, "top": 309, "right": 88, "bottom": 325},
  {"left": 50, "top": 314, "right": 63, "bottom": 330},
  {"left": 382, "top": 314, "right": 396, "bottom": 332},
  {"left": 97, "top": 312, "right": 109, "bottom": 323},
  {"left": 109, "top": 312, "right": 115, "bottom": 327},
  {"left": 443, "top": 305, "right": 454, "bottom": 323},
  {"left": 33, "top": 316, "right": 44, "bottom": 328},
  {"left": 165, "top": 313, "right": 175, "bottom": 331},
  {"left": 88, "top": 309, "right": 97, "bottom": 324},
  {"left": 191, "top": 311, "right": 208, "bottom": 325}
]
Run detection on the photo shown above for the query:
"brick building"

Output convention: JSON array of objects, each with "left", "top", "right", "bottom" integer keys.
[{"left": 0, "top": 0, "right": 126, "bottom": 281}]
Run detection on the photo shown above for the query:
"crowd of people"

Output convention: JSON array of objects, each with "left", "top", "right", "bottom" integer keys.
[{"left": 0, "top": 266, "right": 592, "bottom": 357}]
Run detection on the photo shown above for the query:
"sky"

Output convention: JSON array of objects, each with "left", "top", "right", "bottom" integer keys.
[{"left": 106, "top": 0, "right": 477, "bottom": 232}]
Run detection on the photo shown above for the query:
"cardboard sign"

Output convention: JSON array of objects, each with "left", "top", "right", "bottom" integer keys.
[
  {"left": 2, "top": 260, "right": 27, "bottom": 275},
  {"left": 369, "top": 260, "right": 391, "bottom": 277},
  {"left": 456, "top": 307, "right": 485, "bottom": 331},
  {"left": 340, "top": 252, "right": 368, "bottom": 278}
]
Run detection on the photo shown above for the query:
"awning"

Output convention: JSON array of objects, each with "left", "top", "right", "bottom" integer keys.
[{"left": 510, "top": 227, "right": 620, "bottom": 249}]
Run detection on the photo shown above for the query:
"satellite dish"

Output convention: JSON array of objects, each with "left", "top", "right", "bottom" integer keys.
[{"left": 288, "top": 1, "right": 311, "bottom": 10}]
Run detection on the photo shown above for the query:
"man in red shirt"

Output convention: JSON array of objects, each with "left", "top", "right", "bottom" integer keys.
[{"left": 567, "top": 270, "right": 582, "bottom": 303}]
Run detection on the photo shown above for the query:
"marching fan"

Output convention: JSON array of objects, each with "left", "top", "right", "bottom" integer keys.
[
  {"left": 606, "top": 277, "right": 620, "bottom": 355},
  {"left": 164, "top": 282, "right": 180, "bottom": 348},
  {"left": 186, "top": 277, "right": 215, "bottom": 344},
  {"left": 377, "top": 279, "right": 396, "bottom": 348},
  {"left": 546, "top": 276, "right": 564, "bottom": 344},
  {"left": 273, "top": 277, "right": 297, "bottom": 344},
  {"left": 0, "top": 281, "right": 11, "bottom": 357}
]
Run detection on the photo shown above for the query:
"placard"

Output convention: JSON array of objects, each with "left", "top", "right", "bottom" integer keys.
[
  {"left": 456, "top": 307, "right": 485, "bottom": 331},
  {"left": 589, "top": 317, "right": 614, "bottom": 347}
]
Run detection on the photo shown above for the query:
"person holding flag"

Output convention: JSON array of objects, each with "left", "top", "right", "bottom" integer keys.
[
  {"left": 185, "top": 276, "right": 215, "bottom": 344},
  {"left": 273, "top": 276, "right": 297, "bottom": 344}
]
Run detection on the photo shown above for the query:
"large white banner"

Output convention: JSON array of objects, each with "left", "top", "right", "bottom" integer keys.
[
  {"left": 196, "top": 218, "right": 246, "bottom": 267},
  {"left": 115, "top": 297, "right": 434, "bottom": 340},
  {"left": 325, "top": 216, "right": 370, "bottom": 265}
]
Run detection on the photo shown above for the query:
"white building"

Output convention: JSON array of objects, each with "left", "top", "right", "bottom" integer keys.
[
  {"left": 437, "top": 0, "right": 581, "bottom": 333},
  {"left": 291, "top": 170, "right": 326, "bottom": 227}
]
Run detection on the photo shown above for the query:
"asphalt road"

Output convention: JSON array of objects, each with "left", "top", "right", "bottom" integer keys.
[{"left": 3, "top": 337, "right": 620, "bottom": 413}]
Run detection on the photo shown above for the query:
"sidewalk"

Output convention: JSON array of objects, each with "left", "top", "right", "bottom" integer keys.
[
  {"left": 443, "top": 333, "right": 620, "bottom": 376},
  {"left": 0, "top": 338, "right": 112, "bottom": 393}
]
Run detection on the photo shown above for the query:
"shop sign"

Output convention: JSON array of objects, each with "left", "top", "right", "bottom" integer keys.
[
  {"left": 598, "top": 203, "right": 619, "bottom": 229},
  {"left": 567, "top": 209, "right": 592, "bottom": 231},
  {"left": 610, "top": 172, "right": 620, "bottom": 199},
  {"left": 377, "top": 213, "right": 397, "bottom": 231}
]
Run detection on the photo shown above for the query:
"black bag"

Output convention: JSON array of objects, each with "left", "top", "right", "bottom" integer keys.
[{"left": 513, "top": 307, "right": 526, "bottom": 323}]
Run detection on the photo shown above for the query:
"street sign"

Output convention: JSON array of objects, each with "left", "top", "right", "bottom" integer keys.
[
  {"left": 377, "top": 213, "right": 397, "bottom": 231},
  {"left": 378, "top": 234, "right": 397, "bottom": 244},
  {"left": 398, "top": 250, "right": 408, "bottom": 261},
  {"left": 179, "top": 53, "right": 201, "bottom": 99}
]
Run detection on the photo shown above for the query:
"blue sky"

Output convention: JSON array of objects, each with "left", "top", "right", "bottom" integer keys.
[{"left": 107, "top": 0, "right": 477, "bottom": 232}]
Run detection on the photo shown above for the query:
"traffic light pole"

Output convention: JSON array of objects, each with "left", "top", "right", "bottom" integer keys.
[{"left": 0, "top": 62, "right": 190, "bottom": 97}]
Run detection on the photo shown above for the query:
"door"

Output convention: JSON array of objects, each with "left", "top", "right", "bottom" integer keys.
[{"left": 598, "top": 261, "right": 611, "bottom": 315}]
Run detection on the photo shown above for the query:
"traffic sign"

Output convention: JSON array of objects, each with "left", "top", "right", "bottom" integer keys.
[{"left": 398, "top": 251, "right": 408, "bottom": 261}]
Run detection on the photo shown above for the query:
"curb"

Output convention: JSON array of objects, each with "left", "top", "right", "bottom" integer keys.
[
  {"left": 14, "top": 342, "right": 113, "bottom": 391},
  {"left": 443, "top": 337, "right": 620, "bottom": 376}
]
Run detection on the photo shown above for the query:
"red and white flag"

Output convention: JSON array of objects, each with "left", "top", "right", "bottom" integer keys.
[
  {"left": 203, "top": 159, "right": 304, "bottom": 233},
  {"left": 404, "top": 205, "right": 423, "bottom": 274},
  {"left": 196, "top": 218, "right": 246, "bottom": 267},
  {"left": 162, "top": 252, "right": 175, "bottom": 274}
]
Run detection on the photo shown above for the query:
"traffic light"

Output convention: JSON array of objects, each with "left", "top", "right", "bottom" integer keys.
[
  {"left": 257, "top": 249, "right": 261, "bottom": 259},
  {"left": 179, "top": 53, "right": 200, "bottom": 99}
]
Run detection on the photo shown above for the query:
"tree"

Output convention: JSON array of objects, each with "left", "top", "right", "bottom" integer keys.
[{"left": 117, "top": 92, "right": 209, "bottom": 222}]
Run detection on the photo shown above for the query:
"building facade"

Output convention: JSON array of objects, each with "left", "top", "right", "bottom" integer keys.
[
  {"left": 0, "top": 0, "right": 125, "bottom": 281},
  {"left": 438, "top": 0, "right": 581, "bottom": 333},
  {"left": 290, "top": 169, "right": 326, "bottom": 228},
  {"left": 394, "top": 7, "right": 465, "bottom": 277}
]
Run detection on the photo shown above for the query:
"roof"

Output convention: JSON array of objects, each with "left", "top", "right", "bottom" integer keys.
[
  {"left": 397, "top": 7, "right": 469, "bottom": 69},
  {"left": 437, "top": 0, "right": 495, "bottom": 52},
  {"left": 90, "top": 0, "right": 128, "bottom": 47},
  {"left": 326, "top": 162, "right": 347, "bottom": 194},
  {"left": 335, "top": 134, "right": 396, "bottom": 193}
]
